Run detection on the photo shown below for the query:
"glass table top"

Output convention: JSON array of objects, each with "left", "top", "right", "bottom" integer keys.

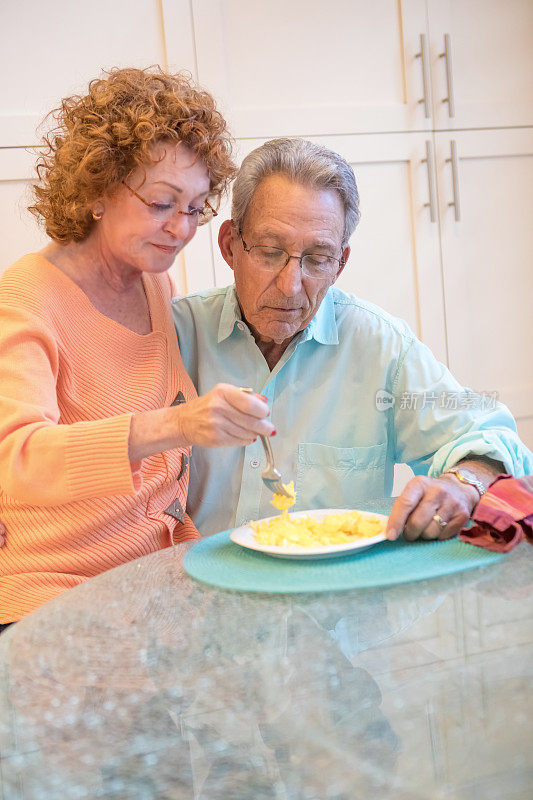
[{"left": 0, "top": 499, "right": 532, "bottom": 799}]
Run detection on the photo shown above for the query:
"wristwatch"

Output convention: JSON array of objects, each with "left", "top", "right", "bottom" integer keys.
[{"left": 441, "top": 467, "right": 487, "bottom": 499}]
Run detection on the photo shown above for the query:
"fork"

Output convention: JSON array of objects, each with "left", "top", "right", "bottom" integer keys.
[{"left": 240, "top": 388, "right": 292, "bottom": 498}]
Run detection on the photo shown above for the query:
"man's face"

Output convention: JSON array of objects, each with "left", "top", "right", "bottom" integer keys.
[{"left": 220, "top": 175, "right": 349, "bottom": 348}]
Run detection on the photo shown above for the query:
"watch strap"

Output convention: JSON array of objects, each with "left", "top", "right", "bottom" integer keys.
[{"left": 442, "top": 467, "right": 486, "bottom": 498}]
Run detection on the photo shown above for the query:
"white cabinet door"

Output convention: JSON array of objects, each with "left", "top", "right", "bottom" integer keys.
[
  {"left": 427, "top": 0, "right": 533, "bottom": 130},
  {"left": 435, "top": 128, "right": 533, "bottom": 435},
  {"left": 0, "top": 0, "right": 193, "bottom": 147},
  {"left": 188, "top": 0, "right": 432, "bottom": 138},
  {"left": 0, "top": 150, "right": 49, "bottom": 275},
  {"left": 182, "top": 132, "right": 447, "bottom": 361}
]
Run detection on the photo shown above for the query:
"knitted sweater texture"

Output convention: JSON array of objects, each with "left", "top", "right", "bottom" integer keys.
[{"left": 0, "top": 254, "right": 197, "bottom": 621}]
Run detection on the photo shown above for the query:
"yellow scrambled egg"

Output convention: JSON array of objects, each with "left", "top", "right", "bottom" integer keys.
[
  {"left": 251, "top": 482, "right": 384, "bottom": 547},
  {"left": 270, "top": 481, "right": 296, "bottom": 512}
]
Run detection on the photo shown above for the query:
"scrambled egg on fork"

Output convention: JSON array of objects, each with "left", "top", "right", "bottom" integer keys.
[
  {"left": 251, "top": 482, "right": 384, "bottom": 547},
  {"left": 270, "top": 481, "right": 297, "bottom": 513}
]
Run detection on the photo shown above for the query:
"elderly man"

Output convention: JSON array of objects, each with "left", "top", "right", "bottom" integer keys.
[{"left": 172, "top": 138, "right": 532, "bottom": 540}]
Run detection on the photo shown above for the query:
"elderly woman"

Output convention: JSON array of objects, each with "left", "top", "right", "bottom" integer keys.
[{"left": 0, "top": 68, "right": 273, "bottom": 626}]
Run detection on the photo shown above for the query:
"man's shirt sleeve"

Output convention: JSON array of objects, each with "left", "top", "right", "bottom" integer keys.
[{"left": 391, "top": 337, "right": 533, "bottom": 477}]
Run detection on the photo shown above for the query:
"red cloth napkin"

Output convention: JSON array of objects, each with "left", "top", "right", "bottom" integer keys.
[{"left": 460, "top": 474, "right": 533, "bottom": 552}]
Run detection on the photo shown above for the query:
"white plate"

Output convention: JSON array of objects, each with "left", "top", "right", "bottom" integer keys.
[{"left": 229, "top": 508, "right": 388, "bottom": 560}]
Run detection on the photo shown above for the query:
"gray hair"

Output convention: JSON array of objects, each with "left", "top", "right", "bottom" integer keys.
[{"left": 231, "top": 138, "right": 360, "bottom": 246}]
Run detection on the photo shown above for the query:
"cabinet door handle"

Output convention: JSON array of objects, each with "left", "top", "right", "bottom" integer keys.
[
  {"left": 439, "top": 33, "right": 455, "bottom": 118},
  {"left": 415, "top": 33, "right": 431, "bottom": 118},
  {"left": 422, "top": 140, "right": 437, "bottom": 222},
  {"left": 446, "top": 139, "right": 461, "bottom": 221}
]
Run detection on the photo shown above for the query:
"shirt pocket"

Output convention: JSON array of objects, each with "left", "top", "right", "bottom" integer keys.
[{"left": 296, "top": 442, "right": 386, "bottom": 510}]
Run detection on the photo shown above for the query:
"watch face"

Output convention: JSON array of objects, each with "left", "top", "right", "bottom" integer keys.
[
  {"left": 452, "top": 468, "right": 485, "bottom": 495},
  {"left": 457, "top": 469, "right": 477, "bottom": 482}
]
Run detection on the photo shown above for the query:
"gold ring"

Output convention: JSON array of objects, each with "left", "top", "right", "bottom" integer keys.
[{"left": 432, "top": 513, "right": 447, "bottom": 529}]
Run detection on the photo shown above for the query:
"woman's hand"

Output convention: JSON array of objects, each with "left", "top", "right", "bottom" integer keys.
[
  {"left": 173, "top": 384, "right": 274, "bottom": 448},
  {"left": 128, "top": 384, "right": 274, "bottom": 462}
]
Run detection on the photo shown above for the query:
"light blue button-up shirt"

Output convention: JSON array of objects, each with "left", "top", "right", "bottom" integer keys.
[{"left": 172, "top": 285, "right": 532, "bottom": 536}]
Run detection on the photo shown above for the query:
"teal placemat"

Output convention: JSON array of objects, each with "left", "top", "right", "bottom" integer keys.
[{"left": 183, "top": 530, "right": 504, "bottom": 593}]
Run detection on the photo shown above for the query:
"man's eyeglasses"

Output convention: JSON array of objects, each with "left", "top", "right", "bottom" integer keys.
[
  {"left": 240, "top": 233, "right": 344, "bottom": 279},
  {"left": 122, "top": 181, "right": 217, "bottom": 225}
]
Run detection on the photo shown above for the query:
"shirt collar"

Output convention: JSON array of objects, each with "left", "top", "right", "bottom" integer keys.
[
  {"left": 217, "top": 284, "right": 339, "bottom": 346},
  {"left": 303, "top": 288, "right": 339, "bottom": 345},
  {"left": 218, "top": 284, "right": 243, "bottom": 343}
]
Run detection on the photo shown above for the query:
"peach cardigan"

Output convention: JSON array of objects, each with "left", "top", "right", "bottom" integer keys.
[{"left": 0, "top": 254, "right": 198, "bottom": 621}]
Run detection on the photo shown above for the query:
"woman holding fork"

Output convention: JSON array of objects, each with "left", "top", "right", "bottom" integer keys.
[{"left": 0, "top": 67, "right": 273, "bottom": 628}]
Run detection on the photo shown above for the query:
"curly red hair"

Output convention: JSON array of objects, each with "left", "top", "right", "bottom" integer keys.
[{"left": 29, "top": 67, "right": 236, "bottom": 242}]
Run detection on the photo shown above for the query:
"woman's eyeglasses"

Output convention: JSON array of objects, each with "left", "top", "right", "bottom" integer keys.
[{"left": 122, "top": 181, "right": 217, "bottom": 225}]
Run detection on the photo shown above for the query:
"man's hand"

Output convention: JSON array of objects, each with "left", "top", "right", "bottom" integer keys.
[{"left": 386, "top": 475, "right": 478, "bottom": 541}]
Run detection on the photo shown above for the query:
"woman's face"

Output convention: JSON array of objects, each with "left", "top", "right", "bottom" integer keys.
[{"left": 96, "top": 141, "right": 211, "bottom": 275}]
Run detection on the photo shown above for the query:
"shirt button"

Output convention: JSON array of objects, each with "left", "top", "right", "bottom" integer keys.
[
  {"left": 250, "top": 459, "right": 260, "bottom": 468},
  {"left": 236, "top": 322, "right": 245, "bottom": 331}
]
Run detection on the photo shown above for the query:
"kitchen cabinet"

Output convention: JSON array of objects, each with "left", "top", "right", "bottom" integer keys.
[
  {"left": 0, "top": 0, "right": 186, "bottom": 149},
  {"left": 187, "top": 0, "right": 432, "bottom": 137},
  {"left": 433, "top": 127, "right": 533, "bottom": 422},
  {"left": 186, "top": 0, "right": 533, "bottom": 137},
  {"left": 0, "top": 150, "right": 48, "bottom": 269},
  {"left": 427, "top": 0, "right": 533, "bottom": 130}
]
